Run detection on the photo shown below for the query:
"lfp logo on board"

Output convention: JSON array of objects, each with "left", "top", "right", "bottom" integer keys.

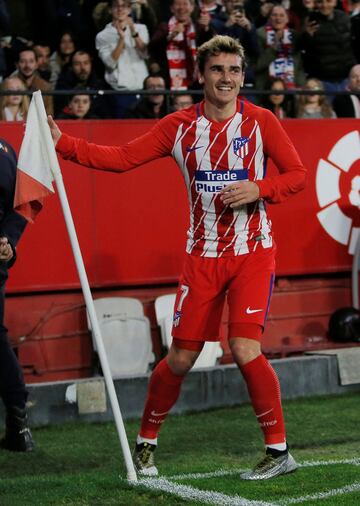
[{"left": 316, "top": 130, "right": 360, "bottom": 255}]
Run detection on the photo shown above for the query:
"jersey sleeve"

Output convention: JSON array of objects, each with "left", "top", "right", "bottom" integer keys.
[
  {"left": 255, "top": 109, "right": 307, "bottom": 203},
  {"left": 56, "top": 116, "right": 176, "bottom": 173}
]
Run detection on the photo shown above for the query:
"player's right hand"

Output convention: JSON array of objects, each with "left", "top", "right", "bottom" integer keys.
[{"left": 47, "top": 115, "right": 62, "bottom": 146}]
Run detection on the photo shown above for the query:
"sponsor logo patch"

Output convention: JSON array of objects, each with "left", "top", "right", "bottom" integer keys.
[{"left": 195, "top": 169, "right": 248, "bottom": 193}]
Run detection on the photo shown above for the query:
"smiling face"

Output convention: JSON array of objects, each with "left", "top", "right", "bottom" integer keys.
[
  {"left": 111, "top": 0, "right": 131, "bottom": 21},
  {"left": 199, "top": 52, "right": 244, "bottom": 112},
  {"left": 315, "top": 0, "right": 336, "bottom": 16},
  {"left": 171, "top": 0, "right": 194, "bottom": 23},
  {"left": 270, "top": 6, "right": 289, "bottom": 30}
]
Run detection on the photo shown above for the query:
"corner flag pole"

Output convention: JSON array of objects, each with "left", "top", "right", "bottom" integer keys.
[{"left": 35, "top": 93, "right": 137, "bottom": 482}]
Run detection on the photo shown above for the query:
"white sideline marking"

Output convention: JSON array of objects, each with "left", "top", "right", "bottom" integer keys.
[
  {"left": 137, "top": 477, "right": 276, "bottom": 506},
  {"left": 276, "top": 482, "right": 360, "bottom": 504},
  {"left": 166, "top": 457, "right": 360, "bottom": 481},
  {"left": 136, "top": 457, "right": 360, "bottom": 505}
]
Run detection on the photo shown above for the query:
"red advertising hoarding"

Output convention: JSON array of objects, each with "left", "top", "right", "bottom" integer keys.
[{"left": 1, "top": 118, "right": 358, "bottom": 293}]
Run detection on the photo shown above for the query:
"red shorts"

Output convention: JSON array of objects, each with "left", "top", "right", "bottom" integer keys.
[{"left": 172, "top": 247, "right": 275, "bottom": 343}]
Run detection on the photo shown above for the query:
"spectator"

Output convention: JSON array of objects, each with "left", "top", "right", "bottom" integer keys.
[
  {"left": 300, "top": 0, "right": 356, "bottom": 95},
  {"left": 95, "top": 0, "right": 149, "bottom": 118},
  {"left": 0, "top": 0, "right": 10, "bottom": 80},
  {"left": 130, "top": 0, "right": 158, "bottom": 37},
  {"left": 296, "top": 77, "right": 336, "bottom": 117},
  {"left": 218, "top": 1, "right": 259, "bottom": 85},
  {"left": 196, "top": 0, "right": 224, "bottom": 32},
  {"left": 250, "top": 1, "right": 277, "bottom": 28},
  {"left": 57, "top": 94, "right": 99, "bottom": 119},
  {"left": 349, "top": 0, "right": 360, "bottom": 62},
  {"left": 49, "top": 31, "right": 77, "bottom": 87},
  {"left": 33, "top": 43, "right": 52, "bottom": 83},
  {"left": 171, "top": 92, "right": 194, "bottom": 110},
  {"left": 0, "top": 76, "right": 29, "bottom": 121},
  {"left": 150, "top": 0, "right": 172, "bottom": 22},
  {"left": 261, "top": 76, "right": 295, "bottom": 117},
  {"left": 148, "top": 0, "right": 214, "bottom": 90},
  {"left": 12, "top": 48, "right": 53, "bottom": 116},
  {"left": 287, "top": 0, "right": 316, "bottom": 31},
  {"left": 333, "top": 64, "right": 360, "bottom": 117},
  {"left": 124, "top": 74, "right": 167, "bottom": 118},
  {"left": 255, "top": 5, "right": 306, "bottom": 91},
  {"left": 54, "top": 50, "right": 111, "bottom": 118}
]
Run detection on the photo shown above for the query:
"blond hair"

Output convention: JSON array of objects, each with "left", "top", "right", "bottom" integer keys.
[
  {"left": 0, "top": 77, "right": 30, "bottom": 121},
  {"left": 296, "top": 78, "right": 334, "bottom": 119},
  {"left": 197, "top": 35, "right": 246, "bottom": 74}
]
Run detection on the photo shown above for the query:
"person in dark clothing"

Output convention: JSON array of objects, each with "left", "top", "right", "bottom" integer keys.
[
  {"left": 299, "top": 0, "right": 356, "bottom": 95},
  {"left": 0, "top": 138, "right": 34, "bottom": 453},
  {"left": 57, "top": 93, "right": 99, "bottom": 119},
  {"left": 124, "top": 75, "right": 168, "bottom": 119},
  {"left": 54, "top": 50, "right": 111, "bottom": 118},
  {"left": 349, "top": 0, "right": 360, "bottom": 62},
  {"left": 333, "top": 64, "right": 360, "bottom": 117}
]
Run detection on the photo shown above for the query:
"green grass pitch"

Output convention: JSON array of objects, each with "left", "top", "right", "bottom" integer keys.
[{"left": 0, "top": 392, "right": 359, "bottom": 505}]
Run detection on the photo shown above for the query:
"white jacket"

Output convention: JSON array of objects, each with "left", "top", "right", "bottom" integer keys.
[{"left": 95, "top": 22, "right": 149, "bottom": 90}]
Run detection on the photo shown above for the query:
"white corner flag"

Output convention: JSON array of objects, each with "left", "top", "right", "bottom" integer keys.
[
  {"left": 14, "top": 90, "right": 57, "bottom": 222},
  {"left": 14, "top": 91, "right": 137, "bottom": 482}
]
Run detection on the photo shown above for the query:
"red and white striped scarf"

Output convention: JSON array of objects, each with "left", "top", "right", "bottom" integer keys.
[
  {"left": 265, "top": 25, "right": 295, "bottom": 88},
  {"left": 166, "top": 16, "right": 197, "bottom": 90}
]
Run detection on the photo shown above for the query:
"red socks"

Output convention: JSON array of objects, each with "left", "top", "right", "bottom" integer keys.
[
  {"left": 240, "top": 354, "right": 286, "bottom": 446},
  {"left": 139, "top": 359, "right": 185, "bottom": 440}
]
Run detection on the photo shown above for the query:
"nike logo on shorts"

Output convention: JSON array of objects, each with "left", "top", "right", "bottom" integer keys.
[{"left": 246, "top": 306, "right": 263, "bottom": 314}]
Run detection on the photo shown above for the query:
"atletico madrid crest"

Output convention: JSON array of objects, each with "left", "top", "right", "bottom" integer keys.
[{"left": 233, "top": 136, "right": 250, "bottom": 158}]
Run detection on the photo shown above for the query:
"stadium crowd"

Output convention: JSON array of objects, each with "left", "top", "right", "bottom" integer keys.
[{"left": 0, "top": 0, "right": 359, "bottom": 120}]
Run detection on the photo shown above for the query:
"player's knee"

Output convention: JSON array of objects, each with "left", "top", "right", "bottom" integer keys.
[
  {"left": 167, "top": 348, "right": 200, "bottom": 375},
  {"left": 229, "top": 337, "right": 261, "bottom": 366}
]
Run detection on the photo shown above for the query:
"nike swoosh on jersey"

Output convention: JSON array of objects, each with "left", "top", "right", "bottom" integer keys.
[
  {"left": 150, "top": 410, "right": 169, "bottom": 417},
  {"left": 246, "top": 307, "right": 263, "bottom": 314},
  {"left": 256, "top": 408, "right": 274, "bottom": 418},
  {"left": 186, "top": 145, "right": 203, "bottom": 152}
]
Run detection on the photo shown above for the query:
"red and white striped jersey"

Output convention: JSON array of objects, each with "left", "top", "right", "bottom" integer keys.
[{"left": 57, "top": 98, "right": 306, "bottom": 258}]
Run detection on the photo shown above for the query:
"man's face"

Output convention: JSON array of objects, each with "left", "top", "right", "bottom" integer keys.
[
  {"left": 173, "top": 95, "right": 193, "bottom": 110},
  {"left": 111, "top": 0, "right": 131, "bottom": 22},
  {"left": 270, "top": 6, "right": 289, "bottom": 30},
  {"left": 171, "top": 0, "right": 194, "bottom": 23},
  {"left": 72, "top": 54, "right": 92, "bottom": 81},
  {"left": 315, "top": 0, "right": 336, "bottom": 16},
  {"left": 17, "top": 51, "right": 38, "bottom": 79},
  {"left": 33, "top": 45, "right": 50, "bottom": 71},
  {"left": 200, "top": 52, "right": 244, "bottom": 109},
  {"left": 349, "top": 65, "right": 360, "bottom": 92},
  {"left": 146, "top": 77, "right": 166, "bottom": 105}
]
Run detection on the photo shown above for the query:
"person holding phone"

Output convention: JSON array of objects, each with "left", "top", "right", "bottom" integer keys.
[
  {"left": 218, "top": 1, "right": 259, "bottom": 86},
  {"left": 300, "top": 0, "right": 356, "bottom": 96}
]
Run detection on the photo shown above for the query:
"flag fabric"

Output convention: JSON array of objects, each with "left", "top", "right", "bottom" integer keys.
[{"left": 14, "top": 90, "right": 59, "bottom": 223}]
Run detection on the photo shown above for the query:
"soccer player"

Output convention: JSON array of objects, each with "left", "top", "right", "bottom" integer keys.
[{"left": 48, "top": 35, "right": 306, "bottom": 480}]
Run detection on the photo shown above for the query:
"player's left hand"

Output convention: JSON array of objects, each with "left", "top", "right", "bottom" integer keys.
[{"left": 220, "top": 181, "right": 260, "bottom": 208}]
